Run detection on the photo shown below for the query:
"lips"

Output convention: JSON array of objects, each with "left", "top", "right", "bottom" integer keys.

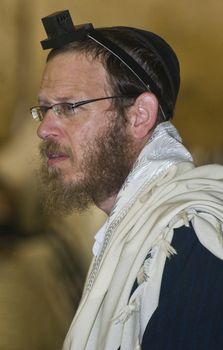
[
  {"left": 46, "top": 151, "right": 69, "bottom": 166},
  {"left": 40, "top": 141, "right": 72, "bottom": 167}
]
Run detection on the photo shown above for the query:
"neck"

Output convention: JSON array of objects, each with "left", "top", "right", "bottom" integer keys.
[{"left": 97, "top": 194, "right": 117, "bottom": 215}]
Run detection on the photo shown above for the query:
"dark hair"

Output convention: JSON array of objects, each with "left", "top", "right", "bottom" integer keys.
[{"left": 47, "top": 26, "right": 180, "bottom": 122}]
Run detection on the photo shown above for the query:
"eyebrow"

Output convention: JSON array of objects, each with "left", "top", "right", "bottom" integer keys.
[{"left": 38, "top": 95, "right": 79, "bottom": 104}]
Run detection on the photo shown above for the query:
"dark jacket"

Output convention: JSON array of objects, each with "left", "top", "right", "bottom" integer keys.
[{"left": 141, "top": 224, "right": 223, "bottom": 349}]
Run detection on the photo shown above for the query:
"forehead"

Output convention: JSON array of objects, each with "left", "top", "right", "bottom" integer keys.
[{"left": 39, "top": 52, "right": 109, "bottom": 100}]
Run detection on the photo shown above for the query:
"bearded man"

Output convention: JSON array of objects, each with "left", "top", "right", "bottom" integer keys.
[{"left": 30, "top": 10, "right": 223, "bottom": 350}]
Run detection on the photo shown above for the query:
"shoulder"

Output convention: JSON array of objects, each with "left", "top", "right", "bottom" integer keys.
[
  {"left": 161, "top": 223, "right": 223, "bottom": 299},
  {"left": 141, "top": 224, "right": 223, "bottom": 350}
]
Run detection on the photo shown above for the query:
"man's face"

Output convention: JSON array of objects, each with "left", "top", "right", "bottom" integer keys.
[{"left": 37, "top": 52, "right": 137, "bottom": 214}]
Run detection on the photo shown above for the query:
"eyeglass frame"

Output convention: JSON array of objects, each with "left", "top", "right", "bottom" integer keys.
[{"left": 30, "top": 95, "right": 134, "bottom": 122}]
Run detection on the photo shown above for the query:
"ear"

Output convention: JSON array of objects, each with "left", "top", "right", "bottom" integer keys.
[{"left": 127, "top": 92, "right": 159, "bottom": 139}]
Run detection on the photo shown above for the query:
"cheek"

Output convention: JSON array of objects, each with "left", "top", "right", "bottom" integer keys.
[
  {"left": 65, "top": 122, "right": 97, "bottom": 159},
  {"left": 63, "top": 110, "right": 111, "bottom": 156}
]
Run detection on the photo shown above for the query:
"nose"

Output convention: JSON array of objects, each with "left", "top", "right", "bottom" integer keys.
[{"left": 37, "top": 111, "right": 61, "bottom": 141}]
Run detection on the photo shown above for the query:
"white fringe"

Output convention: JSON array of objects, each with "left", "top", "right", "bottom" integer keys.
[{"left": 112, "top": 299, "right": 140, "bottom": 324}]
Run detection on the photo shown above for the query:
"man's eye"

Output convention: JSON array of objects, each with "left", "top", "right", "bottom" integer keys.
[{"left": 62, "top": 104, "right": 76, "bottom": 114}]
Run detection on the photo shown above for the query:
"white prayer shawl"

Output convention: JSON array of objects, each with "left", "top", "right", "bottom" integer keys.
[{"left": 63, "top": 122, "right": 223, "bottom": 350}]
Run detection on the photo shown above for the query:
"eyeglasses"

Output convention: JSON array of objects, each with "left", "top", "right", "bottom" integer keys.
[{"left": 30, "top": 96, "right": 130, "bottom": 121}]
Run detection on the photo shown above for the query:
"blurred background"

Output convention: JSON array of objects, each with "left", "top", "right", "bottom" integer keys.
[{"left": 0, "top": 0, "right": 222, "bottom": 349}]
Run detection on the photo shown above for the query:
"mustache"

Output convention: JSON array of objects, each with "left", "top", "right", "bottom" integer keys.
[{"left": 39, "top": 140, "right": 74, "bottom": 161}]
